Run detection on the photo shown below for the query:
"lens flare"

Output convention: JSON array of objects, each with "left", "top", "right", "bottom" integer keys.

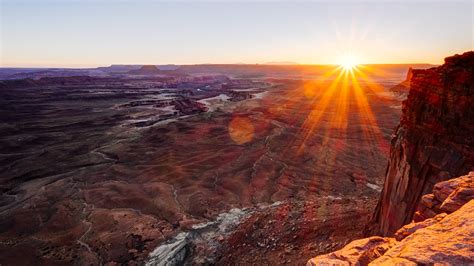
[{"left": 228, "top": 116, "right": 255, "bottom": 144}]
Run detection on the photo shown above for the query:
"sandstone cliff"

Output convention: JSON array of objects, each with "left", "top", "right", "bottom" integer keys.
[
  {"left": 371, "top": 51, "right": 474, "bottom": 236},
  {"left": 308, "top": 51, "right": 474, "bottom": 265},
  {"left": 308, "top": 172, "right": 474, "bottom": 265},
  {"left": 389, "top": 67, "right": 413, "bottom": 98}
]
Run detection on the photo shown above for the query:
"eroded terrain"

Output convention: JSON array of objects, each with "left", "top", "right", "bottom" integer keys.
[{"left": 0, "top": 68, "right": 403, "bottom": 264}]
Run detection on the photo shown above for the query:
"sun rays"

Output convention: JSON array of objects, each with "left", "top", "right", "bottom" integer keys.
[
  {"left": 339, "top": 54, "right": 360, "bottom": 72},
  {"left": 279, "top": 62, "right": 390, "bottom": 160}
]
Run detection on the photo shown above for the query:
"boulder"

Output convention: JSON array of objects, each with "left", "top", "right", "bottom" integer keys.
[
  {"left": 433, "top": 173, "right": 473, "bottom": 203},
  {"left": 414, "top": 172, "right": 474, "bottom": 220},
  {"left": 440, "top": 187, "right": 474, "bottom": 213}
]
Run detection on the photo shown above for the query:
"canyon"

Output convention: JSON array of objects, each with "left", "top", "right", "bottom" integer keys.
[
  {"left": 0, "top": 54, "right": 472, "bottom": 265},
  {"left": 0, "top": 64, "right": 404, "bottom": 264}
]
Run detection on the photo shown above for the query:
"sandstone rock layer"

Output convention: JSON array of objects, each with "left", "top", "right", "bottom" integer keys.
[
  {"left": 371, "top": 51, "right": 474, "bottom": 236},
  {"left": 308, "top": 173, "right": 474, "bottom": 265}
]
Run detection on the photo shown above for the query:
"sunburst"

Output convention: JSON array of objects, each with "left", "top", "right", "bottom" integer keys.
[{"left": 339, "top": 54, "right": 359, "bottom": 71}]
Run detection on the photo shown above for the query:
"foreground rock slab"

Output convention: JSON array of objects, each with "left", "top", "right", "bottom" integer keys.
[
  {"left": 372, "top": 200, "right": 474, "bottom": 265},
  {"left": 307, "top": 236, "right": 395, "bottom": 266},
  {"left": 308, "top": 200, "right": 474, "bottom": 265},
  {"left": 308, "top": 173, "right": 474, "bottom": 265}
]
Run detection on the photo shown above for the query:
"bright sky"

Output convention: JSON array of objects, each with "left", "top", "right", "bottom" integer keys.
[{"left": 1, "top": 0, "right": 473, "bottom": 67}]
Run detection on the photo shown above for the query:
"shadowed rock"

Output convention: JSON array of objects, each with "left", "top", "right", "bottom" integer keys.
[{"left": 369, "top": 51, "right": 474, "bottom": 236}]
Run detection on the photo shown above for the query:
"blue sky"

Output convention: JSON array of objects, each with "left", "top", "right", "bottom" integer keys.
[{"left": 1, "top": 0, "right": 473, "bottom": 67}]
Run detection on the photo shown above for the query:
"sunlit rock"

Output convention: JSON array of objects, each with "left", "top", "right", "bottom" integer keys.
[
  {"left": 308, "top": 173, "right": 474, "bottom": 265},
  {"left": 372, "top": 200, "right": 474, "bottom": 265},
  {"left": 306, "top": 236, "right": 396, "bottom": 266}
]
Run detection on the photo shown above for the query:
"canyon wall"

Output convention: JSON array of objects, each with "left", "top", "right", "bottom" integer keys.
[{"left": 369, "top": 51, "right": 474, "bottom": 236}]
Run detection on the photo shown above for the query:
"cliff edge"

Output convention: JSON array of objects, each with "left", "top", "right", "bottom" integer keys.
[{"left": 372, "top": 51, "right": 474, "bottom": 236}]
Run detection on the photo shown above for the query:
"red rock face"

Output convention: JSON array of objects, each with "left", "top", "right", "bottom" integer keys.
[
  {"left": 370, "top": 51, "right": 474, "bottom": 236},
  {"left": 308, "top": 172, "right": 474, "bottom": 265}
]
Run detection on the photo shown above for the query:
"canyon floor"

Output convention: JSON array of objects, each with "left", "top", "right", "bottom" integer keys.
[{"left": 0, "top": 69, "right": 403, "bottom": 265}]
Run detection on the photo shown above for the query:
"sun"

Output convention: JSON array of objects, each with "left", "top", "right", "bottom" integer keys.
[
  {"left": 341, "top": 60, "right": 356, "bottom": 71},
  {"left": 338, "top": 54, "right": 359, "bottom": 71}
]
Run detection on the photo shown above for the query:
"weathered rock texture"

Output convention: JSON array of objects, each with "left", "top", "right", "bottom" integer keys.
[
  {"left": 414, "top": 172, "right": 474, "bottom": 221},
  {"left": 372, "top": 199, "right": 474, "bottom": 265},
  {"left": 307, "top": 173, "right": 474, "bottom": 265},
  {"left": 307, "top": 236, "right": 396, "bottom": 266},
  {"left": 371, "top": 51, "right": 474, "bottom": 236}
]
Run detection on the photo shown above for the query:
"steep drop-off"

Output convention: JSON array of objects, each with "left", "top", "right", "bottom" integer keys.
[{"left": 370, "top": 51, "right": 474, "bottom": 236}]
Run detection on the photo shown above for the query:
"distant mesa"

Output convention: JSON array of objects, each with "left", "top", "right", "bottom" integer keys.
[
  {"left": 129, "top": 65, "right": 161, "bottom": 74},
  {"left": 139, "top": 65, "right": 160, "bottom": 72},
  {"left": 127, "top": 65, "right": 184, "bottom": 76}
]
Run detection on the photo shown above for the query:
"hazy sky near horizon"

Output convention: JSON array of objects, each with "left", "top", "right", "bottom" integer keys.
[{"left": 1, "top": 0, "right": 473, "bottom": 67}]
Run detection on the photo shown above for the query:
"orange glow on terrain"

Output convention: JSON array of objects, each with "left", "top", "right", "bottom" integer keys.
[{"left": 0, "top": 63, "right": 406, "bottom": 264}]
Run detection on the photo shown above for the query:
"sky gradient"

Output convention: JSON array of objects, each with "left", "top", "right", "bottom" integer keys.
[{"left": 1, "top": 0, "right": 473, "bottom": 67}]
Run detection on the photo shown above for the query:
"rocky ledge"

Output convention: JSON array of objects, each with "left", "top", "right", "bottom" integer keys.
[{"left": 308, "top": 172, "right": 474, "bottom": 265}]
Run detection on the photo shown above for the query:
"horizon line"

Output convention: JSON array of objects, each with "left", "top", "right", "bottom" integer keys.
[{"left": 1, "top": 62, "right": 438, "bottom": 69}]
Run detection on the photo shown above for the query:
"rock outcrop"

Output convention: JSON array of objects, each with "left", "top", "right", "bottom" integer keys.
[
  {"left": 371, "top": 51, "right": 474, "bottom": 236},
  {"left": 389, "top": 67, "right": 413, "bottom": 98},
  {"left": 308, "top": 173, "right": 474, "bottom": 265},
  {"left": 375, "top": 199, "right": 474, "bottom": 265},
  {"left": 414, "top": 172, "right": 474, "bottom": 221}
]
